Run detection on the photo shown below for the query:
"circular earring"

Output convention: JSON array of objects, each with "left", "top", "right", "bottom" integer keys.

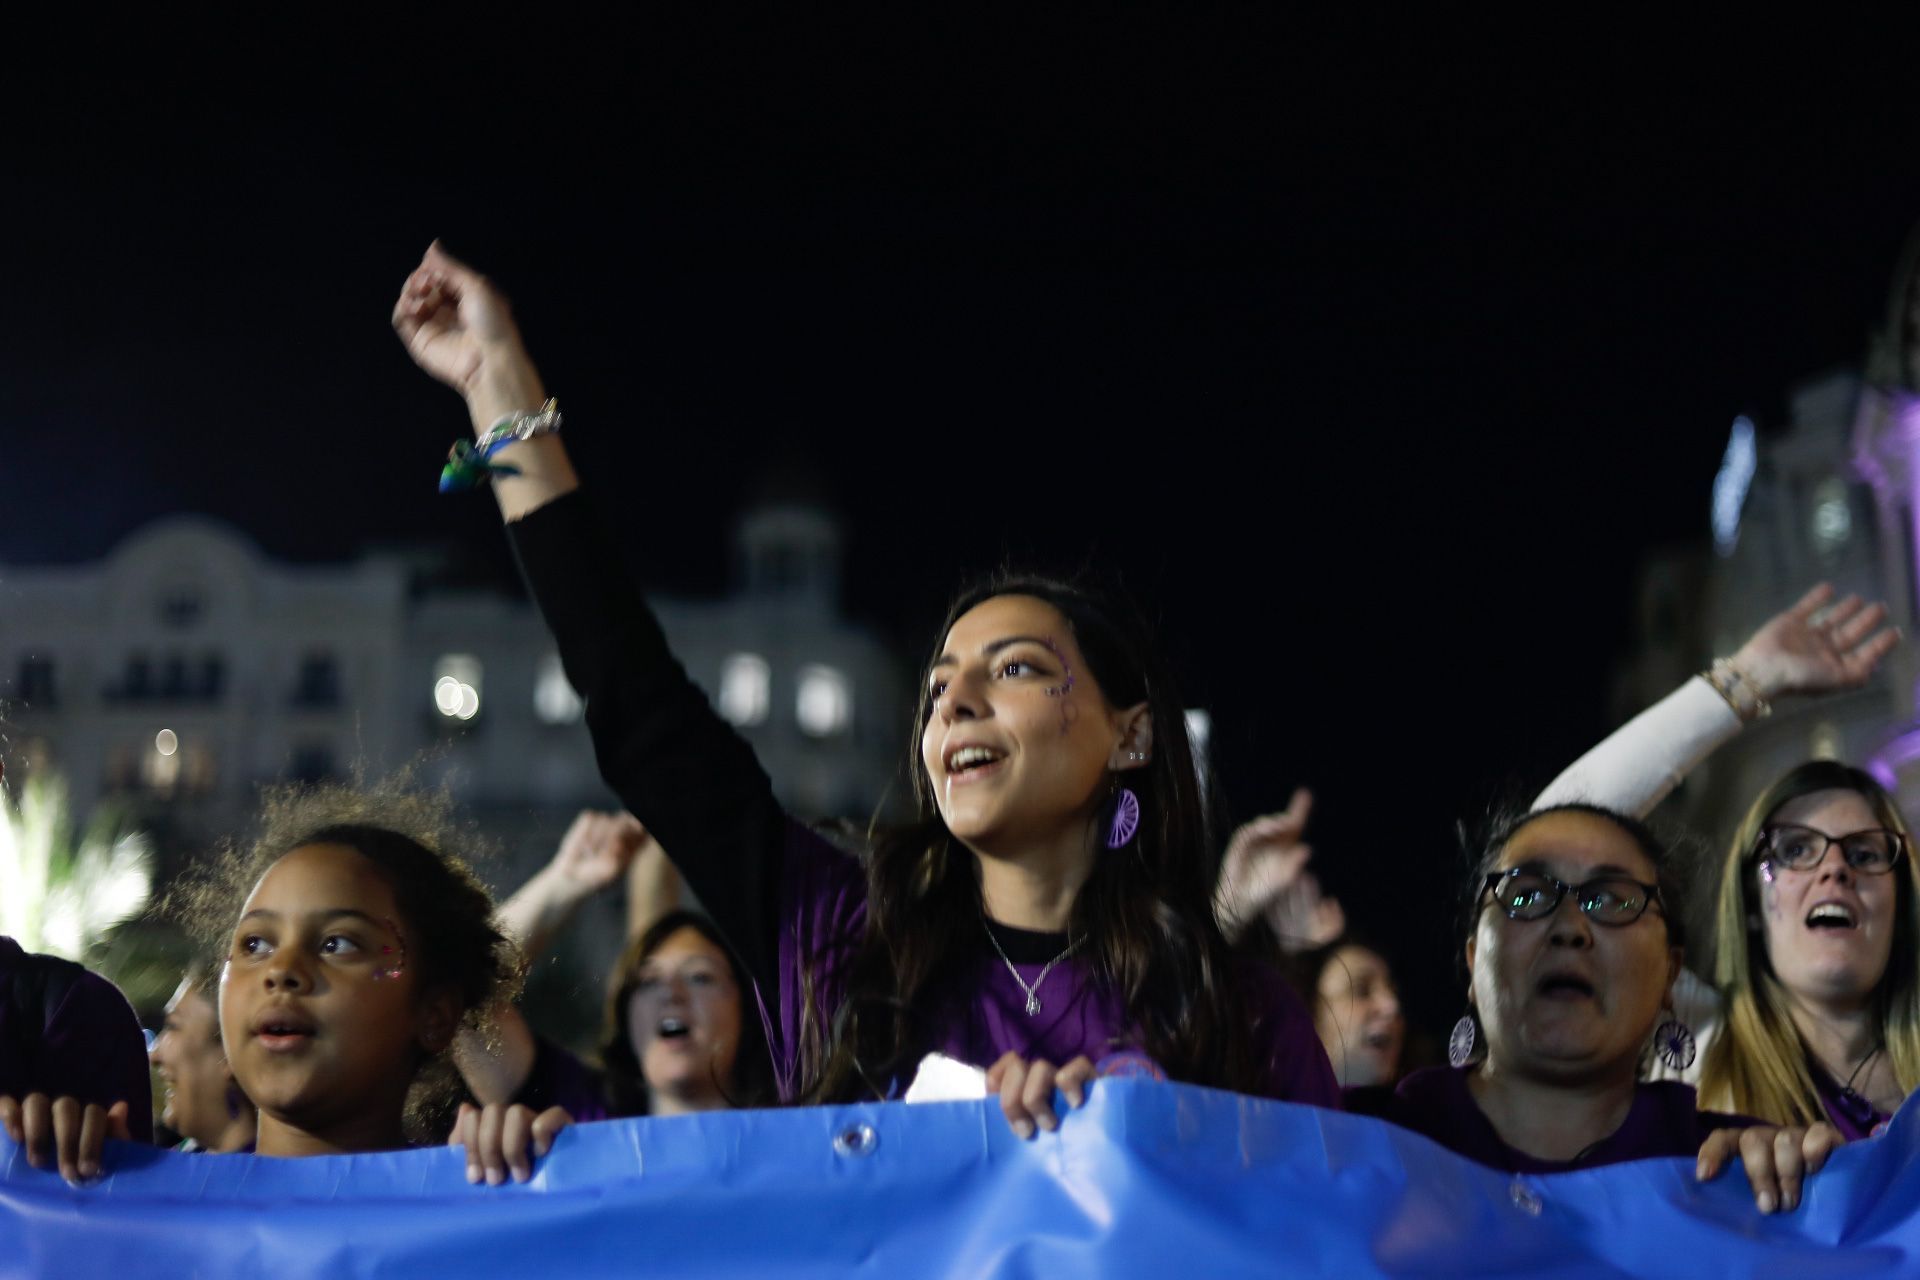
[
  {"left": 1447, "top": 1011, "right": 1481, "bottom": 1068},
  {"left": 1106, "top": 788, "right": 1141, "bottom": 849},
  {"left": 1652, "top": 1012, "right": 1697, "bottom": 1072}
]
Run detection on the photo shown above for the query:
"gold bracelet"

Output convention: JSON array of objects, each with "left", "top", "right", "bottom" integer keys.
[{"left": 1704, "top": 658, "right": 1772, "bottom": 723}]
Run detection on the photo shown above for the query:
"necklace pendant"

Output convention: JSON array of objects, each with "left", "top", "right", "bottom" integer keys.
[{"left": 1024, "top": 992, "right": 1041, "bottom": 1017}]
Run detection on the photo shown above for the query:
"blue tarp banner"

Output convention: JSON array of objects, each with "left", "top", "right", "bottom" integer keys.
[{"left": 3, "top": 1080, "right": 1917, "bottom": 1277}]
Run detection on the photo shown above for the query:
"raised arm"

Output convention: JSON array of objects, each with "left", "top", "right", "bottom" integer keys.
[
  {"left": 498, "top": 811, "right": 652, "bottom": 962},
  {"left": 1536, "top": 585, "right": 1899, "bottom": 816},
  {"left": 391, "top": 241, "right": 578, "bottom": 523},
  {"left": 392, "top": 244, "right": 795, "bottom": 1003},
  {"left": 454, "top": 812, "right": 653, "bottom": 1105},
  {"left": 1213, "top": 788, "right": 1313, "bottom": 943}
]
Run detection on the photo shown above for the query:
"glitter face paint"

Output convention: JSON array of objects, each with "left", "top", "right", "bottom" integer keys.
[
  {"left": 372, "top": 916, "right": 408, "bottom": 982},
  {"left": 1042, "top": 637, "right": 1077, "bottom": 735}
]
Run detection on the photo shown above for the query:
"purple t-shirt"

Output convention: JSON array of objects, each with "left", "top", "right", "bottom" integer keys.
[
  {"left": 1346, "top": 1066, "right": 1757, "bottom": 1173},
  {"left": 510, "top": 493, "right": 1338, "bottom": 1109},
  {"left": 770, "top": 821, "right": 1335, "bottom": 1101},
  {"left": 0, "top": 937, "right": 154, "bottom": 1142}
]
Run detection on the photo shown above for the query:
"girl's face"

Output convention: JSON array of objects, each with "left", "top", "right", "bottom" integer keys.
[
  {"left": 149, "top": 980, "right": 233, "bottom": 1146},
  {"left": 219, "top": 844, "right": 453, "bottom": 1139},
  {"left": 1754, "top": 789, "right": 1901, "bottom": 1009},
  {"left": 922, "top": 594, "right": 1141, "bottom": 851},
  {"left": 1313, "top": 945, "right": 1404, "bottom": 1088},
  {"left": 1466, "top": 811, "right": 1680, "bottom": 1084},
  {"left": 626, "top": 927, "right": 742, "bottom": 1108}
]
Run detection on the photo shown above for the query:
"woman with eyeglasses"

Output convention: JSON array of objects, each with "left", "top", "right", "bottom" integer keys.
[
  {"left": 1699, "top": 763, "right": 1917, "bottom": 1136},
  {"left": 1534, "top": 586, "right": 1913, "bottom": 1134},
  {"left": 1349, "top": 803, "right": 1840, "bottom": 1209}
]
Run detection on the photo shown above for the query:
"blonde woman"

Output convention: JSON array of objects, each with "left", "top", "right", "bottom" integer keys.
[
  {"left": 1535, "top": 585, "right": 1908, "bottom": 1133},
  {"left": 1699, "top": 763, "right": 1919, "bottom": 1135}
]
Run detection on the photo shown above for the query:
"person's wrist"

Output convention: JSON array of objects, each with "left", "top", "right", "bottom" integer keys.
[
  {"left": 1727, "top": 647, "right": 1788, "bottom": 701},
  {"left": 1707, "top": 654, "right": 1775, "bottom": 721},
  {"left": 465, "top": 345, "right": 548, "bottom": 434}
]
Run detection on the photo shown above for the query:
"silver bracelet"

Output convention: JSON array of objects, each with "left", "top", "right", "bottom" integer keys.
[{"left": 477, "top": 398, "right": 563, "bottom": 453}]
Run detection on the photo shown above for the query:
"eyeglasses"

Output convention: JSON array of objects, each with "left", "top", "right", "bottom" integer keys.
[
  {"left": 1753, "top": 824, "right": 1907, "bottom": 876},
  {"left": 1480, "top": 869, "right": 1664, "bottom": 926}
]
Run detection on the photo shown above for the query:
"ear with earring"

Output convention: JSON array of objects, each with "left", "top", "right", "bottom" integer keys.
[{"left": 1106, "top": 741, "right": 1147, "bottom": 849}]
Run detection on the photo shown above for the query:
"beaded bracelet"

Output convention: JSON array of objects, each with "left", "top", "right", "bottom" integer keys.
[
  {"left": 438, "top": 399, "right": 563, "bottom": 492},
  {"left": 1704, "top": 657, "right": 1772, "bottom": 723}
]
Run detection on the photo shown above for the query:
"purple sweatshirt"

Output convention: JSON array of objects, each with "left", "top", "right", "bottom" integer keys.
[
  {"left": 1347, "top": 1066, "right": 1757, "bottom": 1173},
  {"left": 509, "top": 493, "right": 1338, "bottom": 1108},
  {"left": 0, "top": 937, "right": 154, "bottom": 1141}
]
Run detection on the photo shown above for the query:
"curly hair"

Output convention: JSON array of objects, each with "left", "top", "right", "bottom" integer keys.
[{"left": 166, "top": 780, "right": 520, "bottom": 1142}]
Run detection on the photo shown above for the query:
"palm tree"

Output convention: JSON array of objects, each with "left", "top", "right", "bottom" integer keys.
[{"left": 0, "top": 773, "right": 153, "bottom": 960}]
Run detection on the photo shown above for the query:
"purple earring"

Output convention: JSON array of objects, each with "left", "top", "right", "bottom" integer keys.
[{"left": 1106, "top": 788, "right": 1141, "bottom": 849}]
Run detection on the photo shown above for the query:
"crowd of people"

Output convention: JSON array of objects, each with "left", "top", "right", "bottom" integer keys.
[{"left": 2, "top": 244, "right": 1912, "bottom": 1222}]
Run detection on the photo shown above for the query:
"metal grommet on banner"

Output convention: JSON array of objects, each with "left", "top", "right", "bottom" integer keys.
[
  {"left": 1508, "top": 1180, "right": 1543, "bottom": 1217},
  {"left": 832, "top": 1123, "right": 879, "bottom": 1158}
]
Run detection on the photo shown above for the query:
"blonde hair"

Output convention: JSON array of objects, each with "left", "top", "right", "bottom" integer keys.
[{"left": 1698, "top": 762, "right": 1920, "bottom": 1125}]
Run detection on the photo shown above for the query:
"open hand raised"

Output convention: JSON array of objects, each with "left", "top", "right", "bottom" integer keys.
[
  {"left": 1214, "top": 788, "right": 1315, "bottom": 942},
  {"left": 1732, "top": 584, "right": 1899, "bottom": 701}
]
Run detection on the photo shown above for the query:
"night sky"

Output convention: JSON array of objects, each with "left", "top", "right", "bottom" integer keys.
[{"left": 6, "top": 21, "right": 1919, "bottom": 1031}]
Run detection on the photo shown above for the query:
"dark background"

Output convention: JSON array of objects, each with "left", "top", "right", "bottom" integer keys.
[{"left": 5, "top": 18, "right": 1917, "bottom": 1035}]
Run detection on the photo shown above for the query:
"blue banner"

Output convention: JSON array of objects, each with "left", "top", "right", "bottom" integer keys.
[{"left": 3, "top": 1081, "right": 1916, "bottom": 1278}]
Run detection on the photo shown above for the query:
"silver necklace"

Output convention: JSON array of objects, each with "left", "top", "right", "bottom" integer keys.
[{"left": 982, "top": 915, "right": 1083, "bottom": 1017}]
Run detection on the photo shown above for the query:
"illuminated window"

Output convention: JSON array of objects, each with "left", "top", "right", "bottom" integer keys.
[
  {"left": 1811, "top": 477, "right": 1852, "bottom": 553},
  {"left": 143, "top": 732, "right": 182, "bottom": 792},
  {"left": 796, "top": 665, "right": 851, "bottom": 738},
  {"left": 719, "top": 654, "right": 771, "bottom": 727},
  {"left": 433, "top": 655, "right": 483, "bottom": 722},
  {"left": 534, "top": 653, "right": 584, "bottom": 725}
]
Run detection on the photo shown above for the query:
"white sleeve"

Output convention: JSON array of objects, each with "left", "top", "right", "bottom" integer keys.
[{"left": 1532, "top": 677, "right": 1744, "bottom": 819}]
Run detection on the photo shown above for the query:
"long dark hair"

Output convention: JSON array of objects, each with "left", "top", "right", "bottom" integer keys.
[
  {"left": 599, "top": 909, "right": 774, "bottom": 1115},
  {"left": 800, "top": 572, "right": 1263, "bottom": 1101}
]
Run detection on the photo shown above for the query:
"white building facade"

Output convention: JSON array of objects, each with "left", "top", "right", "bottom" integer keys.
[{"left": 0, "top": 502, "right": 909, "bottom": 881}]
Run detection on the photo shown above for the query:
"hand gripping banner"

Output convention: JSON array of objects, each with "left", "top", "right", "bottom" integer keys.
[{"left": 3, "top": 1081, "right": 1918, "bottom": 1278}]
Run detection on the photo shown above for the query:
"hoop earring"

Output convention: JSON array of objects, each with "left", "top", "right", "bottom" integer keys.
[
  {"left": 1447, "top": 1011, "right": 1482, "bottom": 1068},
  {"left": 1653, "top": 1012, "right": 1697, "bottom": 1072}
]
